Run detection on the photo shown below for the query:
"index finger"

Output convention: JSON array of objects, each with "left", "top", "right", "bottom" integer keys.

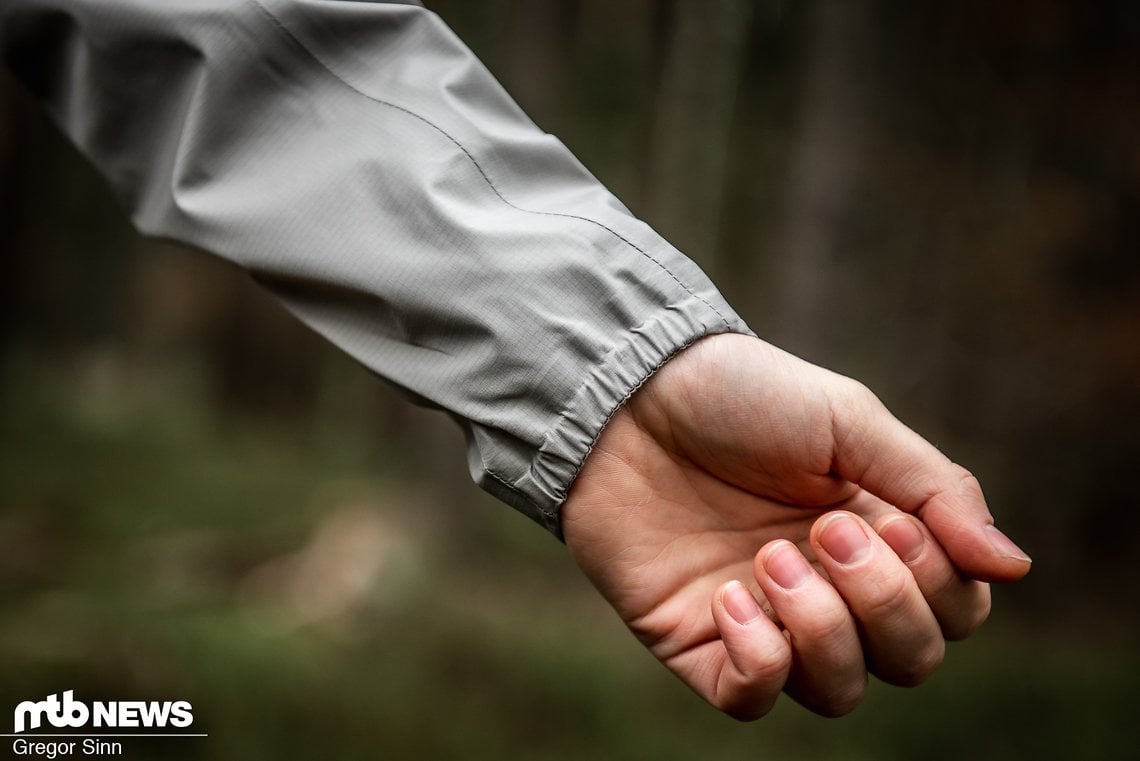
[{"left": 826, "top": 380, "right": 1031, "bottom": 583}]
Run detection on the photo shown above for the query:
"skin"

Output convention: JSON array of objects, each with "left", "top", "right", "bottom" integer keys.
[{"left": 562, "top": 334, "right": 1031, "bottom": 720}]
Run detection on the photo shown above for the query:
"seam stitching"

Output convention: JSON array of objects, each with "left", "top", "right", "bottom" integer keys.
[
  {"left": 249, "top": 0, "right": 732, "bottom": 517},
  {"left": 248, "top": 0, "right": 731, "bottom": 332},
  {"left": 551, "top": 332, "right": 703, "bottom": 502}
]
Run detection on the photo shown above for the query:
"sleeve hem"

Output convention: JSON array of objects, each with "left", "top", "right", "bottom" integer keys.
[{"left": 482, "top": 298, "right": 753, "bottom": 539}]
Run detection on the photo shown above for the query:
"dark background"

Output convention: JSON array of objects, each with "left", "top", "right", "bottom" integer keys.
[{"left": 2, "top": 1, "right": 1138, "bottom": 758}]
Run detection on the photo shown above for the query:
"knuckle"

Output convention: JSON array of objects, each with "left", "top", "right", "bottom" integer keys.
[
  {"left": 929, "top": 561, "right": 965, "bottom": 600},
  {"left": 943, "top": 585, "right": 992, "bottom": 641},
  {"left": 843, "top": 376, "right": 878, "bottom": 404},
  {"left": 859, "top": 574, "right": 913, "bottom": 622},
  {"left": 741, "top": 640, "right": 794, "bottom": 686},
  {"left": 715, "top": 676, "right": 784, "bottom": 723},
  {"left": 817, "top": 681, "right": 867, "bottom": 718},
  {"left": 800, "top": 607, "right": 853, "bottom": 649},
  {"left": 834, "top": 377, "right": 881, "bottom": 418},
  {"left": 881, "top": 639, "right": 946, "bottom": 687},
  {"left": 913, "top": 639, "right": 947, "bottom": 682},
  {"left": 715, "top": 635, "right": 791, "bottom": 721},
  {"left": 951, "top": 462, "right": 979, "bottom": 483},
  {"left": 951, "top": 464, "right": 984, "bottom": 497}
]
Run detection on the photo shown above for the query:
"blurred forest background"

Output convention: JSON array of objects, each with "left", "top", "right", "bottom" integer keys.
[{"left": 2, "top": 0, "right": 1138, "bottom": 759}]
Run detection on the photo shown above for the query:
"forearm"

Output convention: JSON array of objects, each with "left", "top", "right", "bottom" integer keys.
[{"left": 0, "top": 0, "right": 751, "bottom": 534}]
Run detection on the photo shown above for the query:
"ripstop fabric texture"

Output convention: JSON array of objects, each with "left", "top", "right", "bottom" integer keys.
[{"left": 0, "top": 0, "right": 752, "bottom": 536}]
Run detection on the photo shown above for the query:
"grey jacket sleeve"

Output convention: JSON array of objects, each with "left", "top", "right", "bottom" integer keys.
[{"left": 0, "top": 0, "right": 752, "bottom": 537}]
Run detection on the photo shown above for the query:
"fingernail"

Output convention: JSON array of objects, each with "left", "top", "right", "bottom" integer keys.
[
  {"left": 764, "top": 542, "right": 813, "bottom": 590},
  {"left": 985, "top": 525, "right": 1032, "bottom": 563},
  {"left": 723, "top": 580, "right": 762, "bottom": 624},
  {"left": 818, "top": 513, "right": 872, "bottom": 566},
  {"left": 880, "top": 517, "right": 925, "bottom": 563}
]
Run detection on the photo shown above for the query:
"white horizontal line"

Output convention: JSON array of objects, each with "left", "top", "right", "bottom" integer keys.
[{"left": 2, "top": 734, "right": 208, "bottom": 738}]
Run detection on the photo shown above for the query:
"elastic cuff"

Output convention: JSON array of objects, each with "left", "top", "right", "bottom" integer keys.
[{"left": 483, "top": 298, "right": 752, "bottom": 539}]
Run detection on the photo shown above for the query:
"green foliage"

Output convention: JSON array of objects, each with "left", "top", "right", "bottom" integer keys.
[{"left": 2, "top": 365, "right": 1135, "bottom": 760}]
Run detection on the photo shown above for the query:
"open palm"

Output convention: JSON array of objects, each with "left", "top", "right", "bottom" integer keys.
[{"left": 562, "top": 335, "right": 1030, "bottom": 719}]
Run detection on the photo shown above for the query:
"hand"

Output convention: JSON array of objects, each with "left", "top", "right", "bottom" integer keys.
[{"left": 562, "top": 334, "right": 1031, "bottom": 720}]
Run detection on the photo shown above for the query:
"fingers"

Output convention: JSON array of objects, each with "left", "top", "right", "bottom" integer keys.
[
  {"left": 709, "top": 581, "right": 793, "bottom": 720},
  {"left": 809, "top": 512, "right": 945, "bottom": 686},
  {"left": 715, "top": 511, "right": 991, "bottom": 719},
  {"left": 875, "top": 513, "right": 991, "bottom": 640},
  {"left": 827, "top": 379, "right": 1032, "bottom": 583},
  {"left": 753, "top": 541, "right": 867, "bottom": 716}
]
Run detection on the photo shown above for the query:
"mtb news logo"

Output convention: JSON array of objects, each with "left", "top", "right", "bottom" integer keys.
[
  {"left": 6, "top": 691, "right": 204, "bottom": 758},
  {"left": 14, "top": 691, "right": 193, "bottom": 734}
]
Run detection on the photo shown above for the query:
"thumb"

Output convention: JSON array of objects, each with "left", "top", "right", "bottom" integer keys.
[{"left": 827, "top": 380, "right": 1031, "bottom": 583}]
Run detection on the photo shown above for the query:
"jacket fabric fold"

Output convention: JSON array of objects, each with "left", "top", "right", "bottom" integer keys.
[{"left": 1, "top": 0, "right": 752, "bottom": 536}]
